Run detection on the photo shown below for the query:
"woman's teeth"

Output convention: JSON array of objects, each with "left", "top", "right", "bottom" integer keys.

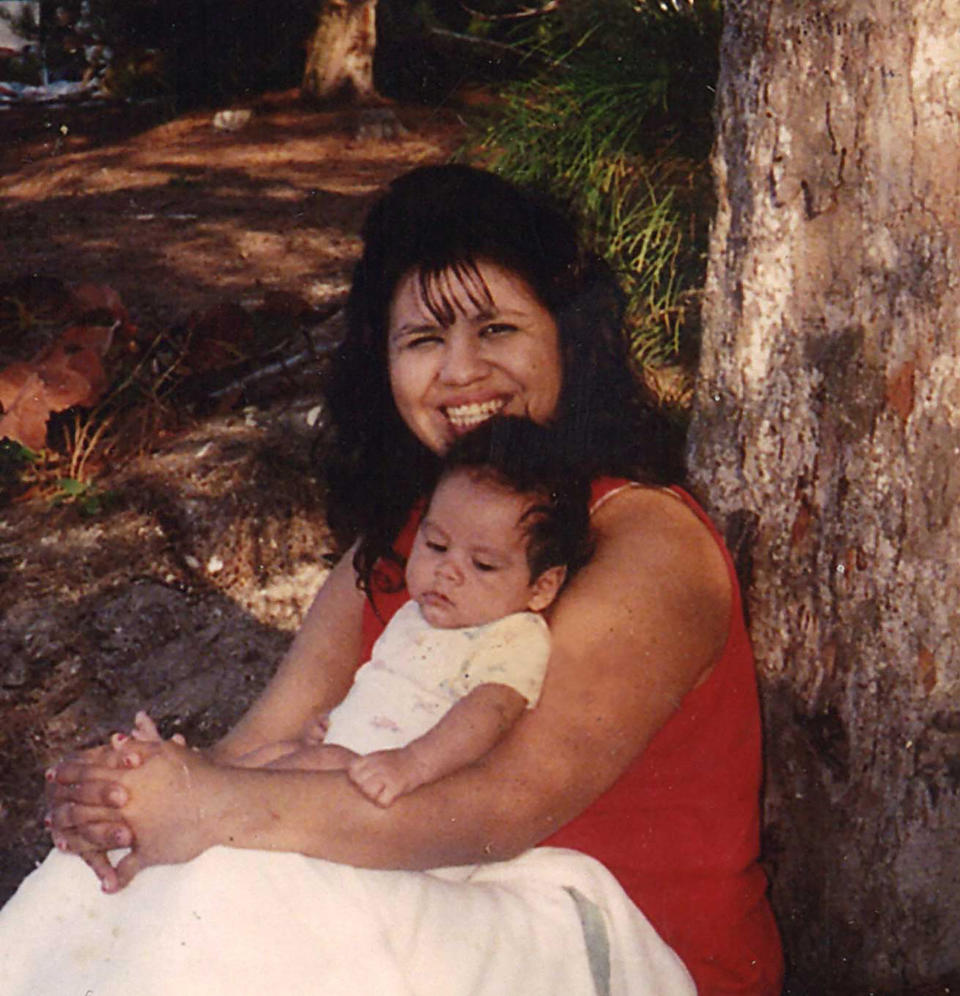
[{"left": 444, "top": 400, "right": 506, "bottom": 430}]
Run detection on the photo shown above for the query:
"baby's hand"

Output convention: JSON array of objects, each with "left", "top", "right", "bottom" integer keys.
[
  {"left": 348, "top": 749, "right": 428, "bottom": 808},
  {"left": 301, "top": 711, "right": 331, "bottom": 746}
]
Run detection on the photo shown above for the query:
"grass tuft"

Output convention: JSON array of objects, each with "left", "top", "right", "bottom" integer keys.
[{"left": 460, "top": 0, "right": 719, "bottom": 391}]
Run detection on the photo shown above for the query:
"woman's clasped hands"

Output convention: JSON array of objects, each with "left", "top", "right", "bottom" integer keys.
[{"left": 45, "top": 725, "right": 215, "bottom": 892}]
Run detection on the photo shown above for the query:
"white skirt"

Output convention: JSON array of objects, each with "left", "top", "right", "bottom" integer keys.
[{"left": 0, "top": 844, "right": 695, "bottom": 996}]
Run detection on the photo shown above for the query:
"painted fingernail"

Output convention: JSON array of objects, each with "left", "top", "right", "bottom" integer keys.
[
  {"left": 56, "top": 838, "right": 68, "bottom": 851},
  {"left": 43, "top": 815, "right": 53, "bottom": 829},
  {"left": 44, "top": 767, "right": 56, "bottom": 782},
  {"left": 111, "top": 828, "right": 129, "bottom": 846}
]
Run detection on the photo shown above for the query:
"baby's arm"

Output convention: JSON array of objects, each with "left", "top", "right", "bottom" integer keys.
[
  {"left": 349, "top": 682, "right": 527, "bottom": 807},
  {"left": 258, "top": 742, "right": 358, "bottom": 772}
]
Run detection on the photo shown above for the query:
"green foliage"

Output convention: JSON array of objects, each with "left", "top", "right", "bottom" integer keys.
[
  {"left": 463, "top": 0, "right": 719, "bottom": 375},
  {"left": 0, "top": 430, "right": 113, "bottom": 514},
  {"left": 49, "top": 476, "right": 112, "bottom": 516}
]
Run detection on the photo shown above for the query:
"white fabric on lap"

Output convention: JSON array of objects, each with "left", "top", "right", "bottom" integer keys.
[
  {"left": 0, "top": 604, "right": 691, "bottom": 995},
  {"left": 0, "top": 845, "right": 695, "bottom": 996}
]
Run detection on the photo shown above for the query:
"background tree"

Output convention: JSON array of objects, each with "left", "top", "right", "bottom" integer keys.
[
  {"left": 299, "top": 0, "right": 547, "bottom": 106},
  {"left": 688, "top": 0, "right": 960, "bottom": 991},
  {"left": 301, "top": 0, "right": 378, "bottom": 103}
]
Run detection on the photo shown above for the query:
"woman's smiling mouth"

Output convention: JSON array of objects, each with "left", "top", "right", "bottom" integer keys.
[{"left": 443, "top": 399, "right": 507, "bottom": 432}]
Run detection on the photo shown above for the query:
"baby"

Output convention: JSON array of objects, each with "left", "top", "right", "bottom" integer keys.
[{"left": 131, "top": 417, "right": 592, "bottom": 808}]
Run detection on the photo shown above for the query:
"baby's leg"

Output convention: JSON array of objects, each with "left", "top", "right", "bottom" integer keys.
[{"left": 261, "top": 743, "right": 358, "bottom": 772}]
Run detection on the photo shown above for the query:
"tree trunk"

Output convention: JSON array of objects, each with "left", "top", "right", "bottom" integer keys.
[
  {"left": 301, "top": 0, "right": 378, "bottom": 104},
  {"left": 687, "top": 1, "right": 960, "bottom": 992}
]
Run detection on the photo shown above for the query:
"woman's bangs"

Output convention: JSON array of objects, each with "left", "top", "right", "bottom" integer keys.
[{"left": 418, "top": 259, "right": 495, "bottom": 327}]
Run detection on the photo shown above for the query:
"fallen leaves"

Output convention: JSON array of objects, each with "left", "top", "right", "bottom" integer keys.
[
  {"left": 0, "top": 277, "right": 130, "bottom": 450},
  {"left": 0, "top": 272, "right": 339, "bottom": 462}
]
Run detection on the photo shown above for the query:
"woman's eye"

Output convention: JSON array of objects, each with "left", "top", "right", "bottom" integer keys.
[
  {"left": 426, "top": 541, "right": 447, "bottom": 553},
  {"left": 480, "top": 323, "right": 516, "bottom": 338},
  {"left": 406, "top": 333, "right": 443, "bottom": 349}
]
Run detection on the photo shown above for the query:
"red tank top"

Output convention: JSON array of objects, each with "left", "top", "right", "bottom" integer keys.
[{"left": 360, "top": 479, "right": 783, "bottom": 996}]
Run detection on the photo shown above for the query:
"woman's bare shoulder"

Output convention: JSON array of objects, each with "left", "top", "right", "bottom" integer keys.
[
  {"left": 593, "top": 483, "right": 727, "bottom": 583},
  {"left": 550, "top": 484, "right": 732, "bottom": 695}
]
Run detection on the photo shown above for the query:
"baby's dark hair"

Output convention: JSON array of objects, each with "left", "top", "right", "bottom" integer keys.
[{"left": 436, "top": 417, "right": 593, "bottom": 584}]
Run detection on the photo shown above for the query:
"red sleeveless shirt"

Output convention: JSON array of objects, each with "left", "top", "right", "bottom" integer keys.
[{"left": 360, "top": 479, "right": 783, "bottom": 996}]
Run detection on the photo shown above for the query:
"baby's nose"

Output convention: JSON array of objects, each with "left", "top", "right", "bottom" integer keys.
[{"left": 436, "top": 557, "right": 463, "bottom": 583}]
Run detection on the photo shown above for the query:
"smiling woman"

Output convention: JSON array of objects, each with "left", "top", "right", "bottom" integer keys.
[
  {"left": 9, "top": 165, "right": 782, "bottom": 996},
  {"left": 387, "top": 261, "right": 564, "bottom": 454}
]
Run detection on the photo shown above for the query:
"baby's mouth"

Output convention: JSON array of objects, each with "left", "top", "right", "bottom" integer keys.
[
  {"left": 421, "top": 591, "right": 453, "bottom": 609},
  {"left": 443, "top": 399, "right": 507, "bottom": 432}
]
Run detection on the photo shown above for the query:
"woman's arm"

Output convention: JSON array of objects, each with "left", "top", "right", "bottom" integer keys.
[
  {"left": 53, "top": 487, "right": 731, "bottom": 887},
  {"left": 209, "top": 543, "right": 366, "bottom": 763}
]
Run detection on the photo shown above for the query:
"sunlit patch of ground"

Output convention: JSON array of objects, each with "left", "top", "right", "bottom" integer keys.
[{"left": 1, "top": 94, "right": 463, "bottom": 328}]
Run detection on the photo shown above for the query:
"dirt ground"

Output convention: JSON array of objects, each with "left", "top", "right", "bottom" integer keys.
[{"left": 0, "top": 91, "right": 465, "bottom": 902}]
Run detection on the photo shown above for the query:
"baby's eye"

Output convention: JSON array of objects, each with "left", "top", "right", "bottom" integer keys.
[{"left": 473, "top": 560, "right": 497, "bottom": 572}]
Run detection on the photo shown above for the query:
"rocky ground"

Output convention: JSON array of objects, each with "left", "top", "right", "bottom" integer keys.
[{"left": 0, "top": 90, "right": 464, "bottom": 901}]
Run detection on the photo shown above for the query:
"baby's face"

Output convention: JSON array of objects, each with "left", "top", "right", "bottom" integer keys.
[{"left": 406, "top": 471, "right": 549, "bottom": 629}]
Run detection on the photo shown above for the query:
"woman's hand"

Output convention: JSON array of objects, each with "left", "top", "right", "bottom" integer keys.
[
  {"left": 46, "top": 735, "right": 216, "bottom": 891},
  {"left": 97, "top": 737, "right": 221, "bottom": 890},
  {"left": 45, "top": 742, "right": 141, "bottom": 892}
]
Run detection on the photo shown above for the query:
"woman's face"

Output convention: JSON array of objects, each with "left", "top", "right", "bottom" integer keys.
[{"left": 387, "top": 260, "right": 563, "bottom": 455}]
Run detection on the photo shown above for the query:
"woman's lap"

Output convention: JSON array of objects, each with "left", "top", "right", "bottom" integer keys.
[{"left": 0, "top": 846, "right": 694, "bottom": 996}]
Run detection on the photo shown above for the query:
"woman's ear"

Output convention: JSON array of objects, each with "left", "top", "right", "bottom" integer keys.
[{"left": 525, "top": 565, "right": 567, "bottom": 612}]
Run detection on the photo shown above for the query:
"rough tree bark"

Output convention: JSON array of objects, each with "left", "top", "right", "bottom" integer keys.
[
  {"left": 302, "top": 0, "right": 378, "bottom": 103},
  {"left": 687, "top": 1, "right": 960, "bottom": 992}
]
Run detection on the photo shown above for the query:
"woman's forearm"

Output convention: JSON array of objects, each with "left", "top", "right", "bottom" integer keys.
[{"left": 114, "top": 729, "right": 562, "bottom": 873}]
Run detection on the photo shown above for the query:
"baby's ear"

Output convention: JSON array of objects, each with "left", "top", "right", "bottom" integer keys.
[{"left": 526, "top": 565, "right": 567, "bottom": 612}]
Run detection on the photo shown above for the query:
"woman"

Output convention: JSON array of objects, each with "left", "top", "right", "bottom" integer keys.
[{"left": 29, "top": 165, "right": 782, "bottom": 994}]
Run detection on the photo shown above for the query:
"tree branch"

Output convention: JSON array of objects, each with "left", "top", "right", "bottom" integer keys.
[{"left": 457, "top": 0, "right": 563, "bottom": 22}]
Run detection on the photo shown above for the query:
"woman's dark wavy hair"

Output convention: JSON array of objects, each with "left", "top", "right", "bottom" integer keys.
[{"left": 320, "top": 164, "right": 685, "bottom": 593}]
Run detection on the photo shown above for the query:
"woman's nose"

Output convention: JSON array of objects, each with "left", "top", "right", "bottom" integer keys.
[{"left": 438, "top": 334, "right": 487, "bottom": 386}]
